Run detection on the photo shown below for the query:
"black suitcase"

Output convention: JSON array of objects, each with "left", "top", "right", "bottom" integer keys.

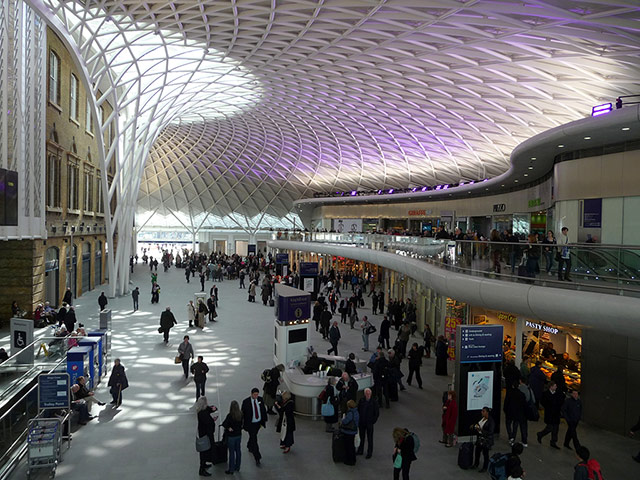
[
  {"left": 517, "top": 264, "right": 527, "bottom": 277},
  {"left": 269, "top": 298, "right": 275, "bottom": 307},
  {"left": 332, "top": 430, "right": 345, "bottom": 463},
  {"left": 388, "top": 377, "right": 399, "bottom": 401},
  {"left": 458, "top": 441, "right": 474, "bottom": 470},
  {"left": 209, "top": 426, "right": 228, "bottom": 465}
]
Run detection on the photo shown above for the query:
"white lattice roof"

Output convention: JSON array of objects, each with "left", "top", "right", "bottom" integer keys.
[{"left": 45, "top": 0, "right": 640, "bottom": 222}]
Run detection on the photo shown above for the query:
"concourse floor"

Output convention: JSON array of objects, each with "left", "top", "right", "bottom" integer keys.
[{"left": 11, "top": 263, "right": 639, "bottom": 480}]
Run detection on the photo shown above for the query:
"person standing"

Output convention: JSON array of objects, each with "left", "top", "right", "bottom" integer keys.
[
  {"left": 341, "top": 400, "right": 360, "bottom": 466},
  {"left": 191, "top": 356, "right": 209, "bottom": 400},
  {"left": 108, "top": 358, "right": 128, "bottom": 408},
  {"left": 537, "top": 381, "right": 565, "bottom": 449},
  {"left": 275, "top": 391, "right": 295, "bottom": 453},
  {"left": 159, "top": 307, "right": 177, "bottom": 344},
  {"left": 379, "top": 315, "right": 391, "bottom": 349},
  {"left": 406, "top": 343, "right": 423, "bottom": 389},
  {"left": 435, "top": 335, "right": 448, "bottom": 376},
  {"left": 187, "top": 300, "right": 196, "bottom": 328},
  {"left": 441, "top": 390, "right": 458, "bottom": 447},
  {"left": 199, "top": 270, "right": 206, "bottom": 292},
  {"left": 222, "top": 400, "right": 243, "bottom": 474},
  {"left": 239, "top": 270, "right": 246, "bottom": 289},
  {"left": 562, "top": 389, "right": 582, "bottom": 450},
  {"left": 241, "top": 388, "right": 267, "bottom": 466},
  {"left": 98, "top": 292, "right": 108, "bottom": 311},
  {"left": 178, "top": 335, "right": 194, "bottom": 379},
  {"left": 392, "top": 427, "right": 417, "bottom": 480},
  {"left": 248, "top": 281, "right": 256, "bottom": 302},
  {"left": 557, "top": 226, "right": 572, "bottom": 281},
  {"left": 263, "top": 364, "right": 284, "bottom": 415},
  {"left": 195, "top": 396, "right": 218, "bottom": 477},
  {"left": 504, "top": 385, "right": 527, "bottom": 446},
  {"left": 371, "top": 291, "right": 379, "bottom": 315},
  {"left": 528, "top": 361, "right": 546, "bottom": 407},
  {"left": 320, "top": 305, "right": 332, "bottom": 340},
  {"left": 336, "top": 372, "right": 358, "bottom": 415},
  {"left": 132, "top": 287, "right": 139, "bottom": 311},
  {"left": 361, "top": 316, "right": 373, "bottom": 352},
  {"left": 472, "top": 407, "right": 495, "bottom": 473},
  {"left": 423, "top": 325, "right": 434, "bottom": 358},
  {"left": 207, "top": 295, "right": 217, "bottom": 322},
  {"left": 356, "top": 388, "right": 379, "bottom": 459},
  {"left": 327, "top": 321, "right": 341, "bottom": 355},
  {"left": 320, "top": 378, "right": 339, "bottom": 432},
  {"left": 62, "top": 287, "right": 73, "bottom": 306},
  {"left": 542, "top": 230, "right": 556, "bottom": 275},
  {"left": 196, "top": 299, "right": 207, "bottom": 328},
  {"left": 64, "top": 306, "right": 77, "bottom": 333}
]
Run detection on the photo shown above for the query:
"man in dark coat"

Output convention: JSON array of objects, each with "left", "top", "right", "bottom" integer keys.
[
  {"left": 64, "top": 306, "right": 77, "bottom": 332},
  {"left": 241, "top": 388, "right": 268, "bottom": 466},
  {"left": 108, "top": 358, "right": 128, "bottom": 407},
  {"left": 528, "top": 361, "right": 546, "bottom": 406},
  {"left": 98, "top": 292, "right": 108, "bottom": 311},
  {"left": 132, "top": 287, "right": 139, "bottom": 311},
  {"left": 561, "top": 389, "right": 582, "bottom": 450},
  {"left": 357, "top": 388, "right": 379, "bottom": 458},
  {"left": 159, "top": 307, "right": 177, "bottom": 344},
  {"left": 336, "top": 372, "right": 358, "bottom": 414},
  {"left": 327, "top": 321, "right": 341, "bottom": 355},
  {"left": 190, "top": 356, "right": 209, "bottom": 400},
  {"left": 320, "top": 306, "right": 332, "bottom": 339},
  {"left": 62, "top": 287, "right": 73, "bottom": 306},
  {"left": 537, "top": 381, "right": 565, "bottom": 449},
  {"left": 406, "top": 343, "right": 423, "bottom": 389},
  {"left": 378, "top": 315, "right": 391, "bottom": 349},
  {"left": 372, "top": 352, "right": 390, "bottom": 408}
]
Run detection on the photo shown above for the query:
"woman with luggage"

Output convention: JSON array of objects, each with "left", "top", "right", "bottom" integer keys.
[
  {"left": 275, "top": 391, "right": 296, "bottom": 453},
  {"left": 221, "top": 400, "right": 243, "bottom": 474},
  {"left": 195, "top": 396, "right": 218, "bottom": 477},
  {"left": 320, "top": 378, "right": 339, "bottom": 432},
  {"left": 340, "top": 400, "right": 360, "bottom": 466},
  {"left": 472, "top": 407, "right": 496, "bottom": 473}
]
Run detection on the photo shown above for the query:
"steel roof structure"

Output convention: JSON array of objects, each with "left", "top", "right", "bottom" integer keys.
[{"left": 28, "top": 0, "right": 640, "bottom": 293}]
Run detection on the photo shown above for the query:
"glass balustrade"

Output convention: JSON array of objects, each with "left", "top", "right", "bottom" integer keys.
[{"left": 271, "top": 232, "right": 640, "bottom": 296}]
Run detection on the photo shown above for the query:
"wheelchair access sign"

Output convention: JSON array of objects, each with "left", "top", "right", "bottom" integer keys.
[{"left": 10, "top": 318, "right": 34, "bottom": 364}]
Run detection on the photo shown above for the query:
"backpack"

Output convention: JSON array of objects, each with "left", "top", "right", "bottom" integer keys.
[
  {"left": 579, "top": 460, "right": 604, "bottom": 480},
  {"left": 260, "top": 368, "right": 272, "bottom": 383},
  {"left": 408, "top": 431, "right": 420, "bottom": 454},
  {"left": 488, "top": 453, "right": 510, "bottom": 480}
]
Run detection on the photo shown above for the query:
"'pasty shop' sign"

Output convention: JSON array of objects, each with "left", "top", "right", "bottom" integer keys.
[{"left": 525, "top": 320, "right": 559, "bottom": 335}]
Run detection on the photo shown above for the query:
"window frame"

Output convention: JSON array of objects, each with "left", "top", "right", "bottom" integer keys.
[
  {"left": 70, "top": 74, "right": 79, "bottom": 123},
  {"left": 48, "top": 50, "right": 61, "bottom": 107}
]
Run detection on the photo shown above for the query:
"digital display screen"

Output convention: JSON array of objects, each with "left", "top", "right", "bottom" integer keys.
[{"left": 288, "top": 328, "right": 307, "bottom": 344}]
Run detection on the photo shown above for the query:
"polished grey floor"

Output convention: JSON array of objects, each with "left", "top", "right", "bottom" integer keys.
[{"left": 12, "top": 261, "right": 640, "bottom": 479}]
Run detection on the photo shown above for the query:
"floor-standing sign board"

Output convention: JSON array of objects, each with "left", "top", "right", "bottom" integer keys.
[
  {"left": 10, "top": 318, "right": 34, "bottom": 364},
  {"left": 455, "top": 324, "right": 503, "bottom": 438},
  {"left": 38, "top": 373, "right": 71, "bottom": 410},
  {"left": 299, "top": 261, "right": 319, "bottom": 300}
]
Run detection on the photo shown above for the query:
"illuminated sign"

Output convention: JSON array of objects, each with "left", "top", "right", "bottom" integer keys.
[
  {"left": 528, "top": 198, "right": 542, "bottom": 208},
  {"left": 408, "top": 209, "right": 427, "bottom": 216},
  {"left": 493, "top": 204, "right": 506, "bottom": 213},
  {"left": 497, "top": 312, "right": 517, "bottom": 323},
  {"left": 525, "top": 320, "right": 559, "bottom": 335}
]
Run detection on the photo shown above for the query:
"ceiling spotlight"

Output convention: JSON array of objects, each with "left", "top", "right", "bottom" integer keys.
[
  {"left": 557, "top": 144, "right": 564, "bottom": 148},
  {"left": 501, "top": 184, "right": 505, "bottom": 187},
  {"left": 514, "top": 179, "right": 519, "bottom": 183},
  {"left": 485, "top": 188, "right": 489, "bottom": 191},
  {"left": 377, "top": 189, "right": 382, "bottom": 195},
  {"left": 421, "top": 186, "right": 428, "bottom": 192},
  {"left": 531, "top": 157, "right": 536, "bottom": 160},
  {"left": 524, "top": 174, "right": 529, "bottom": 177},
  {"left": 350, "top": 191, "right": 357, "bottom": 196},
  {"left": 412, "top": 187, "right": 417, "bottom": 192},
  {"left": 528, "top": 166, "right": 533, "bottom": 170},
  {"left": 435, "top": 185, "right": 442, "bottom": 190},
  {"left": 622, "top": 127, "right": 630, "bottom": 131},
  {"left": 443, "top": 184, "right": 449, "bottom": 190},
  {"left": 388, "top": 189, "right": 394, "bottom": 194},
  {"left": 469, "top": 181, "right": 475, "bottom": 185},
  {"left": 584, "top": 136, "right": 591, "bottom": 140}
]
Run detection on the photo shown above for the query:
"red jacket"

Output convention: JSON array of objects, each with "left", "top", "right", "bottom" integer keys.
[{"left": 442, "top": 398, "right": 458, "bottom": 435}]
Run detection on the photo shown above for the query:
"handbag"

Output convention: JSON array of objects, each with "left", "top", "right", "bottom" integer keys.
[
  {"left": 367, "top": 325, "right": 377, "bottom": 335},
  {"left": 195, "top": 435, "right": 211, "bottom": 452},
  {"left": 321, "top": 399, "right": 335, "bottom": 417},
  {"left": 158, "top": 327, "right": 163, "bottom": 333},
  {"left": 393, "top": 453, "right": 402, "bottom": 469},
  {"left": 175, "top": 355, "right": 183, "bottom": 364}
]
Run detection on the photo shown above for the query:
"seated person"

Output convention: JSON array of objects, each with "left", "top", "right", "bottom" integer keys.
[
  {"left": 506, "top": 443, "right": 523, "bottom": 478},
  {"left": 345, "top": 353, "right": 358, "bottom": 375},
  {"left": 76, "top": 376, "right": 106, "bottom": 412},
  {"left": 303, "top": 352, "right": 322, "bottom": 374},
  {"left": 0, "top": 348, "right": 8, "bottom": 362},
  {"left": 43, "top": 302, "right": 57, "bottom": 323},
  {"left": 71, "top": 384, "right": 94, "bottom": 425}
]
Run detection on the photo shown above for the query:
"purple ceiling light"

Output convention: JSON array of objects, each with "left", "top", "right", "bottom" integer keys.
[{"left": 591, "top": 103, "right": 612, "bottom": 116}]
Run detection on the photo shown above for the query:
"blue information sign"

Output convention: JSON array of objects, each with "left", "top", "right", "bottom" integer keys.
[
  {"left": 278, "top": 294, "right": 311, "bottom": 324},
  {"left": 458, "top": 325, "right": 503, "bottom": 363},
  {"left": 38, "top": 373, "right": 70, "bottom": 409},
  {"left": 276, "top": 253, "right": 289, "bottom": 265},
  {"left": 299, "top": 262, "right": 319, "bottom": 276}
]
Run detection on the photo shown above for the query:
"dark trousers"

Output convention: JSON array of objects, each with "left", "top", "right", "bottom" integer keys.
[
  {"left": 558, "top": 257, "right": 571, "bottom": 280},
  {"left": 407, "top": 366, "right": 422, "bottom": 387},
  {"left": 181, "top": 359, "right": 189, "bottom": 378},
  {"left": 246, "top": 423, "right": 262, "bottom": 460},
  {"left": 344, "top": 433, "right": 356, "bottom": 465},
  {"left": 507, "top": 418, "right": 528, "bottom": 444},
  {"left": 357, "top": 424, "right": 374, "bottom": 456},
  {"left": 195, "top": 379, "right": 206, "bottom": 399},
  {"left": 379, "top": 336, "right": 390, "bottom": 349},
  {"left": 163, "top": 329, "right": 169, "bottom": 343},
  {"left": 539, "top": 422, "right": 559, "bottom": 444},
  {"left": 393, "top": 459, "right": 412, "bottom": 480},
  {"left": 133, "top": 298, "right": 138, "bottom": 310},
  {"left": 110, "top": 385, "right": 122, "bottom": 405},
  {"left": 474, "top": 443, "right": 489, "bottom": 470},
  {"left": 375, "top": 380, "right": 390, "bottom": 408},
  {"left": 564, "top": 421, "right": 581, "bottom": 449},
  {"left": 328, "top": 341, "right": 338, "bottom": 355}
]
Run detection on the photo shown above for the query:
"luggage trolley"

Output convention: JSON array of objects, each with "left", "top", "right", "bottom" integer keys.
[{"left": 27, "top": 418, "right": 63, "bottom": 479}]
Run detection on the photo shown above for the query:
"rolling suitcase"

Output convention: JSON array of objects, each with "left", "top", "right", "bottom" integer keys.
[
  {"left": 269, "top": 298, "right": 275, "bottom": 307},
  {"left": 332, "top": 430, "right": 345, "bottom": 463},
  {"left": 210, "top": 426, "right": 228, "bottom": 465},
  {"left": 458, "top": 441, "right": 474, "bottom": 470}
]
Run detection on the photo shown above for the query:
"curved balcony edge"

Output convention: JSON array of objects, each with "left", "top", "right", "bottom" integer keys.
[{"left": 268, "top": 240, "right": 640, "bottom": 337}]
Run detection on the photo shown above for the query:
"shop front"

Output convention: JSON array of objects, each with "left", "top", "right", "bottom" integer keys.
[{"left": 445, "top": 298, "right": 468, "bottom": 360}]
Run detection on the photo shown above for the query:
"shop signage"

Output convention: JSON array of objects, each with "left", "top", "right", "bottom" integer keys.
[
  {"left": 493, "top": 203, "right": 506, "bottom": 213},
  {"left": 276, "top": 253, "right": 289, "bottom": 264},
  {"left": 299, "top": 262, "right": 319, "bottom": 276},
  {"left": 525, "top": 320, "right": 559, "bottom": 335},
  {"left": 458, "top": 325, "right": 504, "bottom": 363},
  {"left": 38, "top": 373, "right": 70, "bottom": 410},
  {"left": 497, "top": 312, "right": 517, "bottom": 323},
  {"left": 528, "top": 198, "right": 542, "bottom": 208},
  {"left": 408, "top": 209, "right": 429, "bottom": 216}
]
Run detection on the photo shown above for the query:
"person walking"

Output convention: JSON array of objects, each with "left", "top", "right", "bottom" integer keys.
[
  {"left": 340, "top": 400, "right": 360, "bottom": 466},
  {"left": 441, "top": 390, "right": 458, "bottom": 447},
  {"left": 263, "top": 364, "right": 284, "bottom": 415},
  {"left": 406, "top": 343, "right": 423, "bottom": 389},
  {"left": 472, "top": 407, "right": 495, "bottom": 473},
  {"left": 557, "top": 226, "right": 572, "bottom": 281},
  {"left": 562, "top": 389, "right": 583, "bottom": 450},
  {"left": 537, "top": 381, "right": 564, "bottom": 449},
  {"left": 200, "top": 270, "right": 206, "bottom": 291},
  {"left": 435, "top": 335, "right": 448, "bottom": 376},
  {"left": 62, "top": 287, "right": 73, "bottom": 306},
  {"left": 248, "top": 282, "right": 256, "bottom": 302},
  {"left": 191, "top": 356, "right": 209, "bottom": 400},
  {"left": 241, "top": 388, "right": 267, "bottom": 466},
  {"left": 379, "top": 315, "right": 391, "bottom": 349},
  {"left": 397, "top": 323, "right": 411, "bottom": 359},
  {"left": 361, "top": 316, "right": 374, "bottom": 352},
  {"left": 159, "top": 307, "right": 177, "bottom": 344},
  {"left": 320, "top": 306, "right": 332, "bottom": 340},
  {"left": 222, "top": 400, "right": 243, "bottom": 474},
  {"left": 327, "top": 321, "right": 341, "bottom": 355},
  {"left": 356, "top": 388, "right": 379, "bottom": 459},
  {"left": 178, "top": 335, "right": 194, "bottom": 379},
  {"left": 195, "top": 396, "right": 218, "bottom": 477},
  {"left": 423, "top": 324, "right": 434, "bottom": 358},
  {"left": 504, "top": 385, "right": 527, "bottom": 446},
  {"left": 98, "top": 292, "right": 108, "bottom": 311},
  {"left": 132, "top": 287, "right": 139, "bottom": 311},
  {"left": 239, "top": 270, "right": 246, "bottom": 289},
  {"left": 392, "top": 427, "right": 417, "bottom": 480},
  {"left": 108, "top": 358, "right": 128, "bottom": 408},
  {"left": 275, "top": 391, "right": 295, "bottom": 453}
]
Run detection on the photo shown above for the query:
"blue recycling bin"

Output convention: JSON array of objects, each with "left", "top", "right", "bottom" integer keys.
[
  {"left": 67, "top": 346, "right": 92, "bottom": 386},
  {"left": 78, "top": 338, "right": 100, "bottom": 388},
  {"left": 88, "top": 330, "right": 107, "bottom": 380}
]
